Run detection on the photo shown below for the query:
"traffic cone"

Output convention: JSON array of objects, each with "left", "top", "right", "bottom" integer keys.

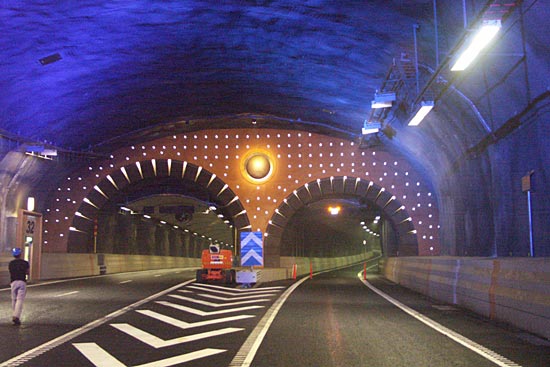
[{"left": 292, "top": 264, "right": 297, "bottom": 280}]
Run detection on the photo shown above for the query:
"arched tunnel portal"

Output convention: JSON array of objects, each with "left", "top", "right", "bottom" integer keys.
[
  {"left": 264, "top": 177, "right": 417, "bottom": 267},
  {"left": 42, "top": 128, "right": 440, "bottom": 264}
]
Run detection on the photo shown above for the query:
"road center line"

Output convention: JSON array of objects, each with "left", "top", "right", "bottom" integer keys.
[{"left": 358, "top": 272, "right": 522, "bottom": 367}]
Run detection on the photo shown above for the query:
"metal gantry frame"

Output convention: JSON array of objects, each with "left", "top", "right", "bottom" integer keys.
[{"left": 368, "top": 0, "right": 526, "bottom": 135}]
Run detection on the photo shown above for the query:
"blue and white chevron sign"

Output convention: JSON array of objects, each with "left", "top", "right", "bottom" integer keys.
[{"left": 240, "top": 231, "right": 263, "bottom": 267}]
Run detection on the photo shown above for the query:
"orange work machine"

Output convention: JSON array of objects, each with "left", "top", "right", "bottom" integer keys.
[{"left": 196, "top": 244, "right": 236, "bottom": 284}]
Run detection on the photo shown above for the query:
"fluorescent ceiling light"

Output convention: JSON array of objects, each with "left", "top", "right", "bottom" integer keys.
[
  {"left": 408, "top": 101, "right": 434, "bottom": 126},
  {"left": 451, "top": 20, "right": 501, "bottom": 71}
]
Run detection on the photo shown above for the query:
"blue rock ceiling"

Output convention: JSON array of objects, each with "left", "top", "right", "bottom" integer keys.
[{"left": 1, "top": 1, "right": 549, "bottom": 256}]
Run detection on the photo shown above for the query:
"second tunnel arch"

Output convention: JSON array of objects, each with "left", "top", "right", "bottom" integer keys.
[{"left": 264, "top": 176, "right": 418, "bottom": 268}]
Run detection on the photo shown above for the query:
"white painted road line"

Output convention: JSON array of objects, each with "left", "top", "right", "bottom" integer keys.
[
  {"left": 136, "top": 310, "right": 255, "bottom": 329},
  {"left": 0, "top": 267, "right": 199, "bottom": 292},
  {"left": 192, "top": 283, "right": 285, "bottom": 292},
  {"left": 169, "top": 294, "right": 270, "bottom": 307},
  {"left": 358, "top": 272, "right": 523, "bottom": 367},
  {"left": 111, "top": 324, "right": 244, "bottom": 348},
  {"left": 73, "top": 343, "right": 226, "bottom": 367},
  {"left": 156, "top": 301, "right": 264, "bottom": 316},
  {"left": 229, "top": 276, "right": 310, "bottom": 367},
  {"left": 54, "top": 291, "right": 80, "bottom": 297},
  {"left": 196, "top": 292, "right": 276, "bottom": 301},
  {"left": 186, "top": 285, "right": 280, "bottom": 296},
  {"left": 119, "top": 280, "right": 133, "bottom": 284},
  {"left": 0, "top": 279, "right": 195, "bottom": 367},
  {"left": 73, "top": 343, "right": 126, "bottom": 367}
]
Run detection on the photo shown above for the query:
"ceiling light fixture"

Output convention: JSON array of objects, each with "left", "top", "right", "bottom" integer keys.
[
  {"left": 450, "top": 19, "right": 501, "bottom": 71},
  {"left": 407, "top": 101, "right": 434, "bottom": 126}
]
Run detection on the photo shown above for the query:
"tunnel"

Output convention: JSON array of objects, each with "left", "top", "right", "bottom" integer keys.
[{"left": 1, "top": 1, "right": 550, "bottom": 363}]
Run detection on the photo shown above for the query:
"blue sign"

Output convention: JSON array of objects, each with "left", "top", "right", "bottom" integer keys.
[{"left": 240, "top": 231, "right": 263, "bottom": 267}]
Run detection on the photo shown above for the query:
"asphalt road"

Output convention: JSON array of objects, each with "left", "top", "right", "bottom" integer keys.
[
  {"left": 252, "top": 266, "right": 550, "bottom": 367},
  {"left": 1, "top": 265, "right": 549, "bottom": 367}
]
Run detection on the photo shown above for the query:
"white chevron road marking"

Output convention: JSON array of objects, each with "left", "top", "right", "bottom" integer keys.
[
  {"left": 111, "top": 324, "right": 244, "bottom": 348},
  {"left": 191, "top": 283, "right": 285, "bottom": 292},
  {"left": 169, "top": 294, "right": 271, "bottom": 307},
  {"left": 185, "top": 286, "right": 280, "bottom": 296},
  {"left": 137, "top": 309, "right": 255, "bottom": 329},
  {"left": 195, "top": 292, "right": 275, "bottom": 301},
  {"left": 187, "top": 285, "right": 281, "bottom": 297},
  {"left": 156, "top": 301, "right": 264, "bottom": 315},
  {"left": 73, "top": 343, "right": 225, "bottom": 367}
]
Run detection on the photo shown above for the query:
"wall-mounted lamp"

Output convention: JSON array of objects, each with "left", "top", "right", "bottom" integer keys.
[
  {"left": 327, "top": 206, "right": 341, "bottom": 215},
  {"left": 407, "top": 101, "right": 434, "bottom": 126},
  {"left": 450, "top": 19, "right": 501, "bottom": 71}
]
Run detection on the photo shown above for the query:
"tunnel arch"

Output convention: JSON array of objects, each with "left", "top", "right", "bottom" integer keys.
[
  {"left": 66, "top": 159, "right": 250, "bottom": 253},
  {"left": 264, "top": 176, "right": 417, "bottom": 267},
  {"left": 42, "top": 128, "right": 440, "bottom": 258}
]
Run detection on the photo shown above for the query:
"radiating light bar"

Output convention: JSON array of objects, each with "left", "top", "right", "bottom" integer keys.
[
  {"left": 408, "top": 101, "right": 434, "bottom": 126},
  {"left": 451, "top": 20, "right": 501, "bottom": 71}
]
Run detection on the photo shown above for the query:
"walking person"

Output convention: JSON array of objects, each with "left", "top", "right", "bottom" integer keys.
[{"left": 9, "top": 247, "right": 29, "bottom": 326}]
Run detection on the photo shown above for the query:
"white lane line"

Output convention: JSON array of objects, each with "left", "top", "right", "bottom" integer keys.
[
  {"left": 169, "top": 294, "right": 270, "bottom": 307},
  {"left": 154, "top": 274, "right": 162, "bottom": 278},
  {"left": 0, "top": 279, "right": 195, "bottom": 367},
  {"left": 0, "top": 267, "right": 200, "bottom": 292},
  {"left": 111, "top": 324, "right": 244, "bottom": 348},
  {"left": 228, "top": 276, "right": 309, "bottom": 367},
  {"left": 196, "top": 292, "right": 275, "bottom": 301},
  {"left": 358, "top": 272, "right": 523, "bottom": 367},
  {"left": 192, "top": 283, "right": 285, "bottom": 292},
  {"left": 185, "top": 286, "right": 280, "bottom": 296},
  {"left": 136, "top": 310, "right": 254, "bottom": 329},
  {"left": 73, "top": 343, "right": 225, "bottom": 367},
  {"left": 54, "top": 291, "right": 80, "bottom": 297},
  {"left": 119, "top": 280, "right": 133, "bottom": 284},
  {"left": 156, "top": 301, "right": 264, "bottom": 316}
]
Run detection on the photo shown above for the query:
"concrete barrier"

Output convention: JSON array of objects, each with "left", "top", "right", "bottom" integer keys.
[
  {"left": 37, "top": 253, "right": 203, "bottom": 279},
  {"left": 380, "top": 257, "right": 550, "bottom": 340},
  {"left": 1, "top": 252, "right": 372, "bottom": 286}
]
